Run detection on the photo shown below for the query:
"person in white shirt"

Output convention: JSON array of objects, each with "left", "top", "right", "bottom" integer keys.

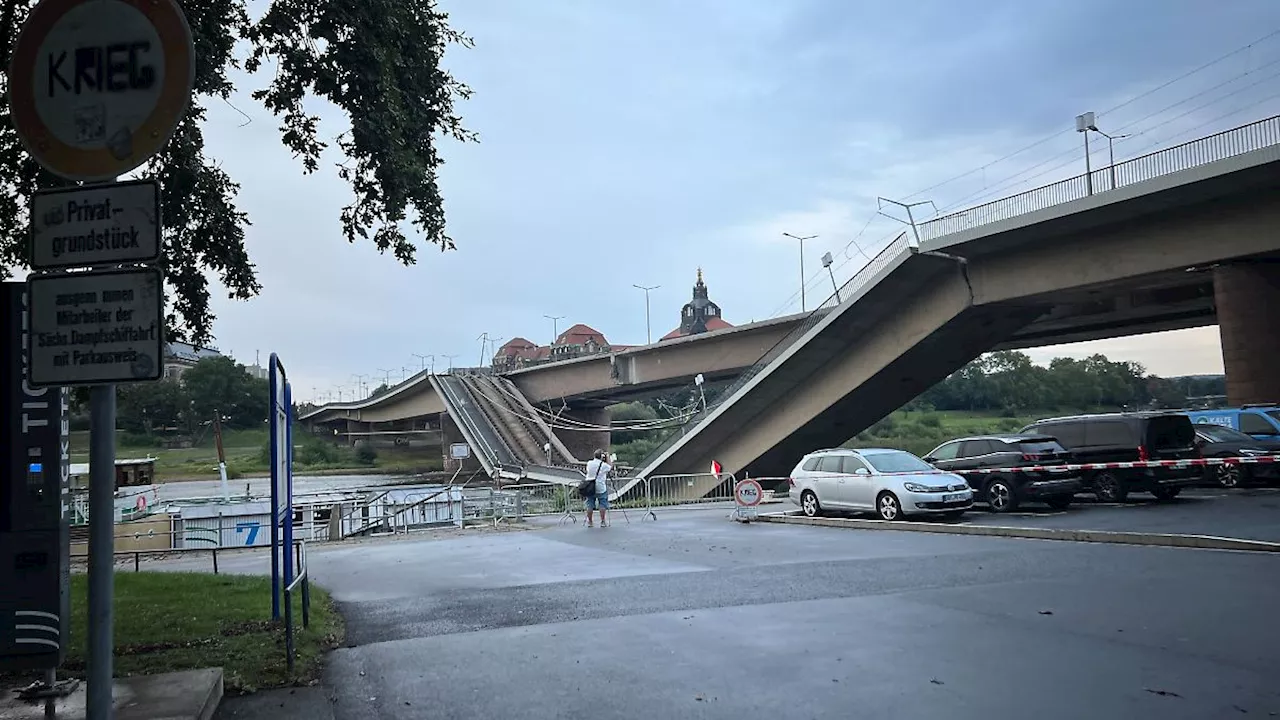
[{"left": 583, "top": 449, "right": 612, "bottom": 527}]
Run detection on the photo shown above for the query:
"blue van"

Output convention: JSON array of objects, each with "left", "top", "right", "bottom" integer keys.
[{"left": 1185, "top": 405, "right": 1280, "bottom": 440}]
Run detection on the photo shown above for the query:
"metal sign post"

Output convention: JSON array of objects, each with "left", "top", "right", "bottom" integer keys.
[
  {"left": 8, "top": 0, "right": 195, "bottom": 717},
  {"left": 268, "top": 354, "right": 294, "bottom": 619}
]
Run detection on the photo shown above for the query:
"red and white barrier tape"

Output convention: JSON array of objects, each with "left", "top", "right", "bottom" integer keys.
[
  {"left": 966, "top": 456, "right": 1279, "bottom": 475},
  {"left": 758, "top": 456, "right": 1280, "bottom": 484}
]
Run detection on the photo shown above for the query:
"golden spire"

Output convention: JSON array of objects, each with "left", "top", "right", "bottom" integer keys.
[{"left": 696, "top": 267, "right": 703, "bottom": 284}]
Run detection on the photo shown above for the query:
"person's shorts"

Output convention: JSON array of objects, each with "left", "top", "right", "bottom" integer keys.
[{"left": 585, "top": 491, "right": 609, "bottom": 510}]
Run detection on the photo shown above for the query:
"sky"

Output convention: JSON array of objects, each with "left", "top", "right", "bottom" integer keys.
[{"left": 193, "top": 0, "right": 1280, "bottom": 402}]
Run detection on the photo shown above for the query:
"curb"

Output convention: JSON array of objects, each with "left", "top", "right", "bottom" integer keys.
[{"left": 754, "top": 512, "right": 1280, "bottom": 553}]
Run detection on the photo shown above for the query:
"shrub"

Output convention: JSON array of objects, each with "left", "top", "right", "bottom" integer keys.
[{"left": 354, "top": 443, "right": 377, "bottom": 465}]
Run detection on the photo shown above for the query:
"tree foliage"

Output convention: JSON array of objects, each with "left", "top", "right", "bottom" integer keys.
[
  {"left": 908, "top": 350, "right": 1224, "bottom": 414},
  {"left": 116, "top": 356, "right": 269, "bottom": 434},
  {"left": 0, "top": 0, "right": 473, "bottom": 345}
]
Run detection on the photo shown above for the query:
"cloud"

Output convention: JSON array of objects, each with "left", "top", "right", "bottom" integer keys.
[{"left": 190, "top": 0, "right": 1280, "bottom": 401}]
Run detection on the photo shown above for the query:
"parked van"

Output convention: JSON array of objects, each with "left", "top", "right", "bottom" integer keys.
[
  {"left": 1020, "top": 412, "right": 1199, "bottom": 503},
  {"left": 1185, "top": 405, "right": 1280, "bottom": 440}
]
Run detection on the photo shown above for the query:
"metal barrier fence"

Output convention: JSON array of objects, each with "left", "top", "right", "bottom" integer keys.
[
  {"left": 632, "top": 233, "right": 913, "bottom": 474},
  {"left": 915, "top": 114, "right": 1280, "bottom": 243}
]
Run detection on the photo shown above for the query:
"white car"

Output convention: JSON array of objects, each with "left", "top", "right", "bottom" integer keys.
[{"left": 788, "top": 447, "right": 973, "bottom": 520}]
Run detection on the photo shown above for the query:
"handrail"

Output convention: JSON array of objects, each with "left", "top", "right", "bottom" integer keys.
[
  {"left": 283, "top": 540, "right": 311, "bottom": 674},
  {"left": 916, "top": 114, "right": 1280, "bottom": 244}
]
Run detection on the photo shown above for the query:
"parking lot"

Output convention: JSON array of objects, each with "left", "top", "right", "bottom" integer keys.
[
  {"left": 193, "top": 500, "right": 1280, "bottom": 720},
  {"left": 768, "top": 484, "right": 1280, "bottom": 543}
]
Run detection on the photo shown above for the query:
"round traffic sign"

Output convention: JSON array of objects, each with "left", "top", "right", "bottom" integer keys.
[
  {"left": 8, "top": 0, "right": 195, "bottom": 181},
  {"left": 734, "top": 479, "right": 763, "bottom": 507}
]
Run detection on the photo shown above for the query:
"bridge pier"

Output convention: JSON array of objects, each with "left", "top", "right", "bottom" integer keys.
[
  {"left": 1214, "top": 262, "right": 1280, "bottom": 406},
  {"left": 555, "top": 406, "right": 612, "bottom": 462}
]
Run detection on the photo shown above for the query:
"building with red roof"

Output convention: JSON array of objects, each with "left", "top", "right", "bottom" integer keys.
[{"left": 493, "top": 324, "right": 624, "bottom": 372}]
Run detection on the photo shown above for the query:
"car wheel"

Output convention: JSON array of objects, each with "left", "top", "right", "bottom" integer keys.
[
  {"left": 984, "top": 479, "right": 1019, "bottom": 513},
  {"left": 876, "top": 491, "right": 902, "bottom": 521},
  {"left": 1152, "top": 487, "right": 1181, "bottom": 502},
  {"left": 800, "top": 490, "right": 821, "bottom": 518},
  {"left": 1216, "top": 463, "right": 1243, "bottom": 489},
  {"left": 1044, "top": 496, "right": 1073, "bottom": 510},
  {"left": 1092, "top": 472, "right": 1128, "bottom": 503}
]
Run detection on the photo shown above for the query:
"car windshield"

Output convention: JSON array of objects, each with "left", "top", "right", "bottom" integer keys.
[
  {"left": 863, "top": 451, "right": 934, "bottom": 474},
  {"left": 1197, "top": 425, "right": 1253, "bottom": 442}
]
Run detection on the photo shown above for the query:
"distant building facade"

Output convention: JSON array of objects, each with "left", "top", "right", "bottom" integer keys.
[
  {"left": 493, "top": 324, "right": 632, "bottom": 372},
  {"left": 163, "top": 342, "right": 223, "bottom": 380},
  {"left": 661, "top": 268, "right": 732, "bottom": 341}
]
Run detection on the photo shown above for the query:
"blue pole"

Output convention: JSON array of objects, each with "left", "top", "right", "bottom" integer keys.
[
  {"left": 283, "top": 380, "right": 294, "bottom": 588},
  {"left": 268, "top": 355, "right": 280, "bottom": 620}
]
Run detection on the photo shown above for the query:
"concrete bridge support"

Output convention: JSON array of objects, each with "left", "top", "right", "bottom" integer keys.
[
  {"left": 555, "top": 407, "right": 611, "bottom": 462},
  {"left": 1215, "top": 261, "right": 1280, "bottom": 406}
]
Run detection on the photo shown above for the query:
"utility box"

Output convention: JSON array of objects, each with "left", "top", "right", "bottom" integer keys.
[{"left": 0, "top": 282, "right": 71, "bottom": 671}]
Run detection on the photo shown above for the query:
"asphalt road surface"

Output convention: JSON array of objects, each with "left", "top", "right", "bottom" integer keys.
[
  {"left": 191, "top": 506, "right": 1280, "bottom": 719},
  {"left": 945, "top": 487, "right": 1280, "bottom": 542}
]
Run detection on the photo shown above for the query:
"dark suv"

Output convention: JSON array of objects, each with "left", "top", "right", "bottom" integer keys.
[
  {"left": 1019, "top": 412, "right": 1199, "bottom": 502},
  {"left": 923, "top": 435, "right": 1084, "bottom": 512}
]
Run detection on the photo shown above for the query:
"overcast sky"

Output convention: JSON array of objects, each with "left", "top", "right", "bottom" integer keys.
[{"left": 196, "top": 0, "right": 1280, "bottom": 402}]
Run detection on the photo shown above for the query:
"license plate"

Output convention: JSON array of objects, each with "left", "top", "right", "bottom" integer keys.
[{"left": 944, "top": 493, "right": 968, "bottom": 502}]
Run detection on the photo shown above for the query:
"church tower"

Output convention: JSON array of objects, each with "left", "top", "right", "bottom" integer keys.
[{"left": 678, "top": 268, "right": 723, "bottom": 335}]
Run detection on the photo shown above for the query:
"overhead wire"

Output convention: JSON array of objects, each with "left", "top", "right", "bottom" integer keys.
[{"left": 900, "top": 26, "right": 1280, "bottom": 205}]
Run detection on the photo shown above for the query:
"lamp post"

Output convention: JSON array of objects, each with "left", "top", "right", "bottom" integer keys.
[
  {"left": 782, "top": 233, "right": 817, "bottom": 312},
  {"left": 632, "top": 284, "right": 659, "bottom": 344},
  {"left": 821, "top": 252, "right": 839, "bottom": 302},
  {"left": 1077, "top": 112, "right": 1129, "bottom": 192},
  {"left": 351, "top": 374, "right": 368, "bottom": 399},
  {"left": 442, "top": 354, "right": 458, "bottom": 371},
  {"left": 413, "top": 353, "right": 435, "bottom": 374},
  {"left": 543, "top": 315, "right": 564, "bottom": 344},
  {"left": 1075, "top": 112, "right": 1097, "bottom": 195}
]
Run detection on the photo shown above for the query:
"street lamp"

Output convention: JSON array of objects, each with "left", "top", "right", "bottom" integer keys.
[
  {"left": 1076, "top": 112, "right": 1128, "bottom": 192},
  {"left": 782, "top": 233, "right": 817, "bottom": 312},
  {"left": 442, "top": 354, "right": 458, "bottom": 371},
  {"left": 377, "top": 368, "right": 395, "bottom": 386},
  {"left": 543, "top": 315, "right": 564, "bottom": 344},
  {"left": 351, "top": 374, "right": 368, "bottom": 399},
  {"left": 632, "top": 284, "right": 659, "bottom": 344},
  {"left": 821, "top": 252, "right": 839, "bottom": 302},
  {"left": 412, "top": 353, "right": 435, "bottom": 374}
]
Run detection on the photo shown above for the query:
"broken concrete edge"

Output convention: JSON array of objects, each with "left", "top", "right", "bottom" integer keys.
[{"left": 754, "top": 512, "right": 1280, "bottom": 552}]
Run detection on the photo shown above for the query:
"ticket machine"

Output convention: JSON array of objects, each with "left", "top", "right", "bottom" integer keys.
[{"left": 0, "top": 282, "right": 70, "bottom": 671}]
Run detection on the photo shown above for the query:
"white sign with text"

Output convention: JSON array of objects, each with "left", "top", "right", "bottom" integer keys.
[
  {"left": 27, "top": 267, "right": 163, "bottom": 386},
  {"left": 31, "top": 180, "right": 160, "bottom": 269}
]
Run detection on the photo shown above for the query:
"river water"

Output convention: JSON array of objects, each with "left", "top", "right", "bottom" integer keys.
[{"left": 154, "top": 473, "right": 413, "bottom": 503}]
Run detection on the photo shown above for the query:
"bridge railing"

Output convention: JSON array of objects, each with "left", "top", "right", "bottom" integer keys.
[
  {"left": 632, "top": 232, "right": 913, "bottom": 476},
  {"left": 917, "top": 114, "right": 1280, "bottom": 244}
]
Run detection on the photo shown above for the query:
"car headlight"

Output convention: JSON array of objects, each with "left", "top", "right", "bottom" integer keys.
[{"left": 903, "top": 482, "right": 950, "bottom": 493}]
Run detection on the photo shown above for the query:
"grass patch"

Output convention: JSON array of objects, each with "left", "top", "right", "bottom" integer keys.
[
  {"left": 9, "top": 573, "right": 343, "bottom": 694},
  {"left": 68, "top": 428, "right": 443, "bottom": 481}
]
